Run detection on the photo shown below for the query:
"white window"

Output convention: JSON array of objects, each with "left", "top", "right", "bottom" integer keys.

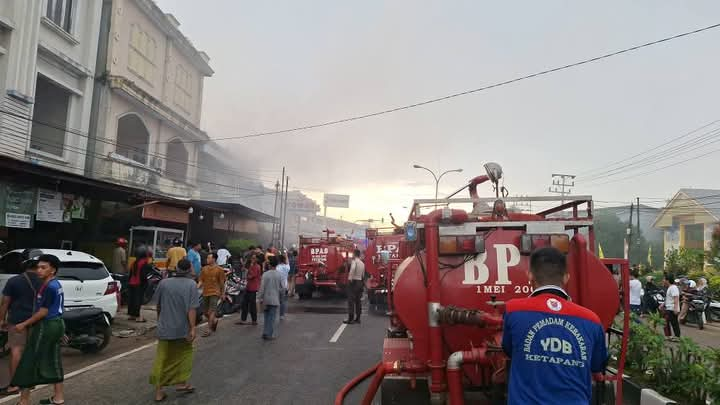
[
  {"left": 46, "top": 0, "right": 74, "bottom": 33},
  {"left": 128, "top": 24, "right": 156, "bottom": 82},
  {"left": 30, "top": 76, "right": 71, "bottom": 157},
  {"left": 174, "top": 64, "right": 192, "bottom": 113}
]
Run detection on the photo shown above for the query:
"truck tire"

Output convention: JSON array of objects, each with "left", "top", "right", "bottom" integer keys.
[{"left": 298, "top": 286, "right": 312, "bottom": 300}]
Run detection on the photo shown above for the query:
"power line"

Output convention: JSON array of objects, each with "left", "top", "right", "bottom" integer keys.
[
  {"left": 0, "top": 110, "right": 329, "bottom": 195},
  {"left": 578, "top": 125, "right": 720, "bottom": 183},
  {"left": 146, "top": 22, "right": 720, "bottom": 145},
  {"left": 583, "top": 146, "right": 720, "bottom": 187},
  {"left": 0, "top": 108, "right": 281, "bottom": 184},
  {"left": 577, "top": 119, "right": 720, "bottom": 178}
]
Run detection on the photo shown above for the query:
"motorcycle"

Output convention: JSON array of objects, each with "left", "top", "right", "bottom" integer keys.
[
  {"left": 682, "top": 292, "right": 710, "bottom": 330},
  {"left": 111, "top": 266, "right": 164, "bottom": 306},
  {"left": 142, "top": 266, "right": 164, "bottom": 305},
  {"left": 216, "top": 268, "right": 246, "bottom": 317},
  {"left": 642, "top": 287, "right": 665, "bottom": 314},
  {"left": 62, "top": 307, "right": 112, "bottom": 354},
  {"left": 709, "top": 299, "right": 720, "bottom": 322}
]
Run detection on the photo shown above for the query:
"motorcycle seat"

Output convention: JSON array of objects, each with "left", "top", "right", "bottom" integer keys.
[{"left": 63, "top": 307, "right": 103, "bottom": 321}]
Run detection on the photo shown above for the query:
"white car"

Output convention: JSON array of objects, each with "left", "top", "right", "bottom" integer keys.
[{"left": 0, "top": 249, "right": 119, "bottom": 320}]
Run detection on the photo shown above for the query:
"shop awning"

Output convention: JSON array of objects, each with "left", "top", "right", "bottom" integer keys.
[{"left": 189, "top": 199, "right": 276, "bottom": 223}]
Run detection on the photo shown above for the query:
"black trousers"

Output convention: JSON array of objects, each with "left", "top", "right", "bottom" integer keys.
[
  {"left": 665, "top": 310, "right": 681, "bottom": 337},
  {"left": 127, "top": 285, "right": 145, "bottom": 318},
  {"left": 241, "top": 291, "right": 257, "bottom": 322},
  {"left": 347, "top": 280, "right": 363, "bottom": 321}
]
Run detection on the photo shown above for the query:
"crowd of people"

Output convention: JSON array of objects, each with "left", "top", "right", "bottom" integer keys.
[
  {"left": 627, "top": 267, "right": 713, "bottom": 340},
  {"left": 0, "top": 240, "right": 349, "bottom": 403}
]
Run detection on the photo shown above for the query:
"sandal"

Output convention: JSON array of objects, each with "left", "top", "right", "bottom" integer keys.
[
  {"left": 154, "top": 392, "right": 167, "bottom": 402},
  {"left": 176, "top": 386, "right": 195, "bottom": 394},
  {"left": 136, "top": 318, "right": 147, "bottom": 323},
  {"left": 0, "top": 387, "right": 19, "bottom": 396},
  {"left": 201, "top": 330, "right": 212, "bottom": 337},
  {"left": 39, "top": 397, "right": 65, "bottom": 405}
]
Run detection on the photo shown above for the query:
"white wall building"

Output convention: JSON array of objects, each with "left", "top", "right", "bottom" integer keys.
[
  {"left": 0, "top": 0, "right": 102, "bottom": 175},
  {"left": 87, "top": 0, "right": 214, "bottom": 198}
]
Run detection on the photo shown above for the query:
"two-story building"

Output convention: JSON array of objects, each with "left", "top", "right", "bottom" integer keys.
[
  {"left": 86, "top": 0, "right": 214, "bottom": 199},
  {"left": 0, "top": 0, "right": 102, "bottom": 175}
]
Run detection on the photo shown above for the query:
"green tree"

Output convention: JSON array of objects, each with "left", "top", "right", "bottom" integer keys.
[
  {"left": 665, "top": 247, "right": 705, "bottom": 277},
  {"left": 593, "top": 210, "right": 663, "bottom": 267}
]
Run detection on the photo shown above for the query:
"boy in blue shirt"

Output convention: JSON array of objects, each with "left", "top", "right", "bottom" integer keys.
[{"left": 12, "top": 254, "right": 66, "bottom": 405}]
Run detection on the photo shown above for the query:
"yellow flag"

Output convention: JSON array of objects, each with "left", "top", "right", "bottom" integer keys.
[
  {"left": 598, "top": 244, "right": 605, "bottom": 259},
  {"left": 648, "top": 245, "right": 653, "bottom": 267}
]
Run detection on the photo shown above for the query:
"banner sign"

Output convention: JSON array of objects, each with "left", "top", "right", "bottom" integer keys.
[
  {"left": 323, "top": 194, "right": 349, "bottom": 208},
  {"left": 142, "top": 204, "right": 189, "bottom": 224},
  {"left": 6, "top": 213, "right": 31, "bottom": 228}
]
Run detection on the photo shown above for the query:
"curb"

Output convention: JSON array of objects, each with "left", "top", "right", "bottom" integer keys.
[
  {"left": 640, "top": 389, "right": 677, "bottom": 405},
  {"left": 607, "top": 368, "right": 677, "bottom": 405}
]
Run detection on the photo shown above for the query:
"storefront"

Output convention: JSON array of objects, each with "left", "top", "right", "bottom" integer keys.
[{"left": 0, "top": 157, "right": 275, "bottom": 265}]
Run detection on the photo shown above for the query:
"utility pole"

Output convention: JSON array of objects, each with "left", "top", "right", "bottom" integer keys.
[
  {"left": 271, "top": 167, "right": 284, "bottom": 247},
  {"left": 548, "top": 174, "right": 576, "bottom": 204},
  {"left": 636, "top": 197, "right": 641, "bottom": 247},
  {"left": 626, "top": 202, "right": 634, "bottom": 261},
  {"left": 280, "top": 176, "right": 289, "bottom": 249}
]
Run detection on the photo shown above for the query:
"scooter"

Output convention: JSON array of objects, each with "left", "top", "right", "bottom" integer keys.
[
  {"left": 62, "top": 307, "right": 112, "bottom": 354},
  {"left": 112, "top": 265, "right": 164, "bottom": 306},
  {"left": 142, "top": 266, "right": 164, "bottom": 305},
  {"left": 216, "top": 269, "right": 246, "bottom": 317}
]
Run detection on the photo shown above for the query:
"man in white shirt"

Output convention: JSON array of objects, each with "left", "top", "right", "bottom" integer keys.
[
  {"left": 344, "top": 250, "right": 365, "bottom": 325},
  {"left": 663, "top": 274, "right": 681, "bottom": 338},
  {"left": 216, "top": 246, "right": 231, "bottom": 266},
  {"left": 629, "top": 270, "right": 643, "bottom": 316},
  {"left": 276, "top": 255, "right": 290, "bottom": 320}
]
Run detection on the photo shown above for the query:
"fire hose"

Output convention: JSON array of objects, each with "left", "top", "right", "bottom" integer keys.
[{"left": 334, "top": 361, "right": 381, "bottom": 405}]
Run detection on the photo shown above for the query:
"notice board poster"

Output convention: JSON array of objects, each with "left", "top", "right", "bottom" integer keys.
[
  {"left": 37, "top": 189, "right": 63, "bottom": 223},
  {"left": 0, "top": 184, "right": 36, "bottom": 228}
]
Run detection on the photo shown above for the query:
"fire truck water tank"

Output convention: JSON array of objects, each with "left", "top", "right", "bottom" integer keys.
[{"left": 391, "top": 229, "right": 619, "bottom": 385}]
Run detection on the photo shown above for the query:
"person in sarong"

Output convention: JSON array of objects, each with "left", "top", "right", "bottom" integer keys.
[
  {"left": 11, "top": 254, "right": 65, "bottom": 405},
  {"left": 149, "top": 259, "right": 200, "bottom": 402}
]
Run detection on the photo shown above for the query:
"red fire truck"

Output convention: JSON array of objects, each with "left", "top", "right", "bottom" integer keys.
[
  {"left": 294, "top": 229, "right": 357, "bottom": 299},
  {"left": 336, "top": 163, "right": 631, "bottom": 405},
  {"left": 364, "top": 226, "right": 412, "bottom": 312}
]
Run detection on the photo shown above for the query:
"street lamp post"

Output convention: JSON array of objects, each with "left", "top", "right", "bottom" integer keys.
[{"left": 413, "top": 164, "right": 463, "bottom": 209}]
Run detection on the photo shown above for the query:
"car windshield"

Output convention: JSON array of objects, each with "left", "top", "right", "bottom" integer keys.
[{"left": 57, "top": 262, "right": 109, "bottom": 281}]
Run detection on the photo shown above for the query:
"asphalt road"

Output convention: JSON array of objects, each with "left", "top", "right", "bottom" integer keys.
[{"left": 3, "top": 298, "right": 386, "bottom": 405}]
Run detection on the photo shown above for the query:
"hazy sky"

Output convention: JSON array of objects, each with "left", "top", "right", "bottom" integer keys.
[{"left": 157, "top": 0, "right": 720, "bottom": 221}]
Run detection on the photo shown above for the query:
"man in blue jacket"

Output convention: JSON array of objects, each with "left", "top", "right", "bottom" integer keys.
[{"left": 502, "top": 247, "right": 608, "bottom": 405}]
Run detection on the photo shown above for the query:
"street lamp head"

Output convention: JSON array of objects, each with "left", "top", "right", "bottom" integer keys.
[
  {"left": 412, "top": 164, "right": 422, "bottom": 169},
  {"left": 483, "top": 162, "right": 503, "bottom": 183}
]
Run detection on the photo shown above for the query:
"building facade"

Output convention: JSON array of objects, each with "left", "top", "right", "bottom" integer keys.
[
  {"left": 653, "top": 188, "right": 720, "bottom": 254},
  {"left": 87, "top": 0, "right": 214, "bottom": 199},
  {"left": 0, "top": 0, "right": 102, "bottom": 175}
]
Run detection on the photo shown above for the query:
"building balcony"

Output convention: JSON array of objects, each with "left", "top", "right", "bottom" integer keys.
[{"left": 95, "top": 152, "right": 195, "bottom": 198}]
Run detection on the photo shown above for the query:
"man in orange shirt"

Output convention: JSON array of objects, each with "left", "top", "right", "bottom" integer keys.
[{"left": 197, "top": 253, "right": 226, "bottom": 337}]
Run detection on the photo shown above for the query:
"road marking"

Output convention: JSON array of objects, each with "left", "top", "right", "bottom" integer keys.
[
  {"left": 0, "top": 319, "right": 216, "bottom": 404},
  {"left": 329, "top": 323, "right": 347, "bottom": 343}
]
